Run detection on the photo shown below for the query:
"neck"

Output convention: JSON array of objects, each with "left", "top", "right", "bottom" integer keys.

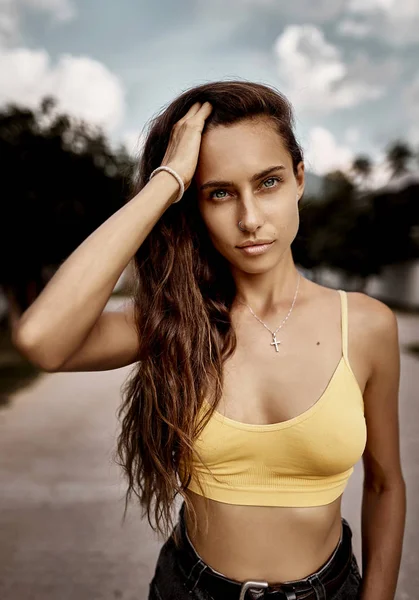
[{"left": 232, "top": 257, "right": 302, "bottom": 319}]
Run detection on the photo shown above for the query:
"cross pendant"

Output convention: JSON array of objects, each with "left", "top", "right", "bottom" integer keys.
[{"left": 270, "top": 333, "right": 281, "bottom": 352}]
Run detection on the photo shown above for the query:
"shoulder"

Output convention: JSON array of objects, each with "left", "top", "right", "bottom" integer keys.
[
  {"left": 315, "top": 282, "right": 397, "bottom": 336},
  {"left": 346, "top": 291, "right": 399, "bottom": 376},
  {"left": 346, "top": 291, "right": 398, "bottom": 339},
  {"left": 308, "top": 281, "right": 398, "bottom": 350}
]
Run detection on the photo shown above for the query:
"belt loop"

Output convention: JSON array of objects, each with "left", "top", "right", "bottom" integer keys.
[
  {"left": 187, "top": 560, "right": 207, "bottom": 593},
  {"left": 307, "top": 574, "right": 326, "bottom": 600},
  {"left": 281, "top": 584, "right": 298, "bottom": 600},
  {"left": 239, "top": 580, "right": 269, "bottom": 600}
]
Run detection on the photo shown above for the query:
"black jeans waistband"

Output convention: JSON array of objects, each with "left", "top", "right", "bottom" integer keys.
[{"left": 173, "top": 502, "right": 354, "bottom": 600}]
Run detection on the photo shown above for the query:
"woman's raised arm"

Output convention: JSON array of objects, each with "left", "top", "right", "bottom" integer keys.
[{"left": 13, "top": 101, "right": 213, "bottom": 372}]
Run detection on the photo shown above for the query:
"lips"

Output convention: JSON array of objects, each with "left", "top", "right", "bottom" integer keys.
[
  {"left": 237, "top": 240, "right": 274, "bottom": 248},
  {"left": 237, "top": 241, "right": 275, "bottom": 255}
]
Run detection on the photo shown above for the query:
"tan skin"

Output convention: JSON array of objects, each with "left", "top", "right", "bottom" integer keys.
[
  {"left": 179, "top": 117, "right": 404, "bottom": 585},
  {"left": 37, "top": 111, "right": 404, "bottom": 594}
]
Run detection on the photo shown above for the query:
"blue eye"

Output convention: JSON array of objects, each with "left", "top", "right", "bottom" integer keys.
[
  {"left": 209, "top": 176, "right": 283, "bottom": 200},
  {"left": 211, "top": 190, "right": 228, "bottom": 199},
  {"left": 264, "top": 177, "right": 280, "bottom": 187}
]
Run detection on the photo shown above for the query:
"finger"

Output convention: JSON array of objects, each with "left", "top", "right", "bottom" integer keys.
[
  {"left": 177, "top": 102, "right": 202, "bottom": 126},
  {"left": 194, "top": 101, "right": 213, "bottom": 117}
]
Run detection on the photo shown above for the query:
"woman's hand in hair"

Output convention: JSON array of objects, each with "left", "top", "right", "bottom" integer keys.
[{"left": 160, "top": 101, "right": 213, "bottom": 194}]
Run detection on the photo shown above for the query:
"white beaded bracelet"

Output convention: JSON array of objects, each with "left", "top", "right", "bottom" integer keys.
[{"left": 148, "top": 166, "right": 185, "bottom": 204}]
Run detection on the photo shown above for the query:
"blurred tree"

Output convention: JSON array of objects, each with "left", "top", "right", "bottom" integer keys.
[
  {"left": 371, "top": 182, "right": 419, "bottom": 264},
  {"left": 351, "top": 155, "right": 373, "bottom": 191},
  {"left": 0, "top": 96, "right": 135, "bottom": 327},
  {"left": 386, "top": 140, "right": 414, "bottom": 178},
  {"left": 294, "top": 169, "right": 381, "bottom": 291},
  {"left": 2, "top": 97, "right": 418, "bottom": 323},
  {"left": 321, "top": 169, "right": 354, "bottom": 198},
  {"left": 295, "top": 156, "right": 419, "bottom": 292}
]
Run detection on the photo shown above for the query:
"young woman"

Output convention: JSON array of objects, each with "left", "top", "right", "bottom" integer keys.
[{"left": 14, "top": 81, "right": 406, "bottom": 600}]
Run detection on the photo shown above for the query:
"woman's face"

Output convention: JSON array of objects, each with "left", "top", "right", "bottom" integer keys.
[{"left": 194, "top": 117, "right": 305, "bottom": 273}]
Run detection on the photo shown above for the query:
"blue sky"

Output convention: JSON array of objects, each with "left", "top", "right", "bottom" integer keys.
[{"left": 1, "top": 0, "right": 418, "bottom": 188}]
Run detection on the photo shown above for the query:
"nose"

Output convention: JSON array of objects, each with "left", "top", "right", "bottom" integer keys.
[{"left": 237, "top": 197, "right": 266, "bottom": 232}]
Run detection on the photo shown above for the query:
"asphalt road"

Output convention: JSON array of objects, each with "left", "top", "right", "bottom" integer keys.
[{"left": 0, "top": 298, "right": 417, "bottom": 599}]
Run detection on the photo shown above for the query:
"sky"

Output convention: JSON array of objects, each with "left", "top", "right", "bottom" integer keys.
[{"left": 0, "top": 0, "right": 418, "bottom": 189}]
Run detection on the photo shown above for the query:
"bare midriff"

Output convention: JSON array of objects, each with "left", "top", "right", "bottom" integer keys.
[
  {"left": 179, "top": 282, "right": 368, "bottom": 584},
  {"left": 183, "top": 490, "right": 344, "bottom": 584}
]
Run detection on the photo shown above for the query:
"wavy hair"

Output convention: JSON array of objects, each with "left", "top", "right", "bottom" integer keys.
[{"left": 115, "top": 79, "right": 304, "bottom": 543}]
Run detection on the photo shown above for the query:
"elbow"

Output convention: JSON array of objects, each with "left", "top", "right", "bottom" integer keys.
[
  {"left": 12, "top": 327, "right": 60, "bottom": 373},
  {"left": 363, "top": 473, "right": 406, "bottom": 495}
]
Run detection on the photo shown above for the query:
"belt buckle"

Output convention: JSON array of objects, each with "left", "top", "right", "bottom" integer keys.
[{"left": 239, "top": 580, "right": 269, "bottom": 600}]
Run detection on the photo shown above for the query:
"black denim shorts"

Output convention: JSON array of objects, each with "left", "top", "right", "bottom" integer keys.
[{"left": 148, "top": 502, "right": 362, "bottom": 599}]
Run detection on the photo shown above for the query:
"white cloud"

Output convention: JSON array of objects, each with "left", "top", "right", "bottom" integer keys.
[
  {"left": 336, "top": 19, "right": 372, "bottom": 37},
  {"left": 304, "top": 126, "right": 354, "bottom": 176},
  {"left": 21, "top": 0, "right": 75, "bottom": 22},
  {"left": 365, "top": 151, "right": 394, "bottom": 189},
  {"left": 0, "top": 0, "right": 19, "bottom": 44},
  {"left": 344, "top": 127, "right": 361, "bottom": 145},
  {"left": 0, "top": 0, "right": 76, "bottom": 45},
  {"left": 278, "top": 0, "right": 346, "bottom": 21},
  {"left": 352, "top": 151, "right": 393, "bottom": 190},
  {"left": 402, "top": 71, "right": 419, "bottom": 144},
  {"left": 403, "top": 71, "right": 419, "bottom": 120},
  {"left": 202, "top": 0, "right": 346, "bottom": 22},
  {"left": 341, "top": 52, "right": 401, "bottom": 89},
  {"left": 0, "top": 0, "right": 121, "bottom": 133},
  {"left": 122, "top": 130, "right": 146, "bottom": 157},
  {"left": 348, "top": 0, "right": 396, "bottom": 12},
  {"left": 305, "top": 127, "right": 393, "bottom": 189},
  {"left": 273, "top": 25, "right": 390, "bottom": 114},
  {"left": 0, "top": 48, "right": 126, "bottom": 132},
  {"left": 196, "top": 0, "right": 419, "bottom": 42},
  {"left": 346, "top": 0, "right": 419, "bottom": 44}
]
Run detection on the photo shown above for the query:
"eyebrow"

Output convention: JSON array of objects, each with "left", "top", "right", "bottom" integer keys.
[{"left": 199, "top": 165, "right": 287, "bottom": 191}]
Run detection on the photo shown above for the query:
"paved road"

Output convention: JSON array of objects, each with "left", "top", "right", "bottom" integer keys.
[{"left": 0, "top": 298, "right": 417, "bottom": 599}]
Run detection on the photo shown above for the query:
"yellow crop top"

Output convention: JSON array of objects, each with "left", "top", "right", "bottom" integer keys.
[{"left": 178, "top": 290, "right": 367, "bottom": 507}]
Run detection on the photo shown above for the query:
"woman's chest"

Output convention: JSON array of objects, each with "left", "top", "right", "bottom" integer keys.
[
  {"left": 211, "top": 305, "right": 370, "bottom": 426},
  {"left": 213, "top": 348, "right": 351, "bottom": 426}
]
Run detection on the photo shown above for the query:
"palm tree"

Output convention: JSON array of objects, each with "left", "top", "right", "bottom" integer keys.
[
  {"left": 322, "top": 169, "right": 355, "bottom": 198},
  {"left": 0, "top": 97, "right": 135, "bottom": 317},
  {"left": 386, "top": 141, "right": 414, "bottom": 179},
  {"left": 351, "top": 155, "right": 373, "bottom": 190}
]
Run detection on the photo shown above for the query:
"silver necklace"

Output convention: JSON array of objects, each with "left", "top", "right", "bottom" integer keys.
[{"left": 237, "top": 272, "right": 301, "bottom": 353}]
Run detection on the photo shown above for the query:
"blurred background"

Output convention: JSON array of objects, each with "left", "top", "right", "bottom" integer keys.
[{"left": 0, "top": 1, "right": 418, "bottom": 599}]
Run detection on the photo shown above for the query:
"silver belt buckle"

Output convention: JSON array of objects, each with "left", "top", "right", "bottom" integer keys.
[{"left": 239, "top": 580, "right": 269, "bottom": 600}]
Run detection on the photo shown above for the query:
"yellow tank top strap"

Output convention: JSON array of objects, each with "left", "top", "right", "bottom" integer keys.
[
  {"left": 180, "top": 287, "right": 367, "bottom": 508},
  {"left": 338, "top": 289, "right": 349, "bottom": 360}
]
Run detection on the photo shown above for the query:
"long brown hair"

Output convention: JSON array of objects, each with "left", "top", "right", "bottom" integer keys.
[{"left": 115, "top": 79, "right": 304, "bottom": 543}]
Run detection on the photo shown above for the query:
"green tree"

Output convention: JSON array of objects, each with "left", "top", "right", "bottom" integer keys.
[
  {"left": 386, "top": 140, "right": 414, "bottom": 179},
  {"left": 294, "top": 169, "right": 381, "bottom": 291},
  {"left": 351, "top": 155, "right": 373, "bottom": 191},
  {"left": 0, "top": 96, "right": 135, "bottom": 325},
  {"left": 371, "top": 182, "right": 419, "bottom": 265}
]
